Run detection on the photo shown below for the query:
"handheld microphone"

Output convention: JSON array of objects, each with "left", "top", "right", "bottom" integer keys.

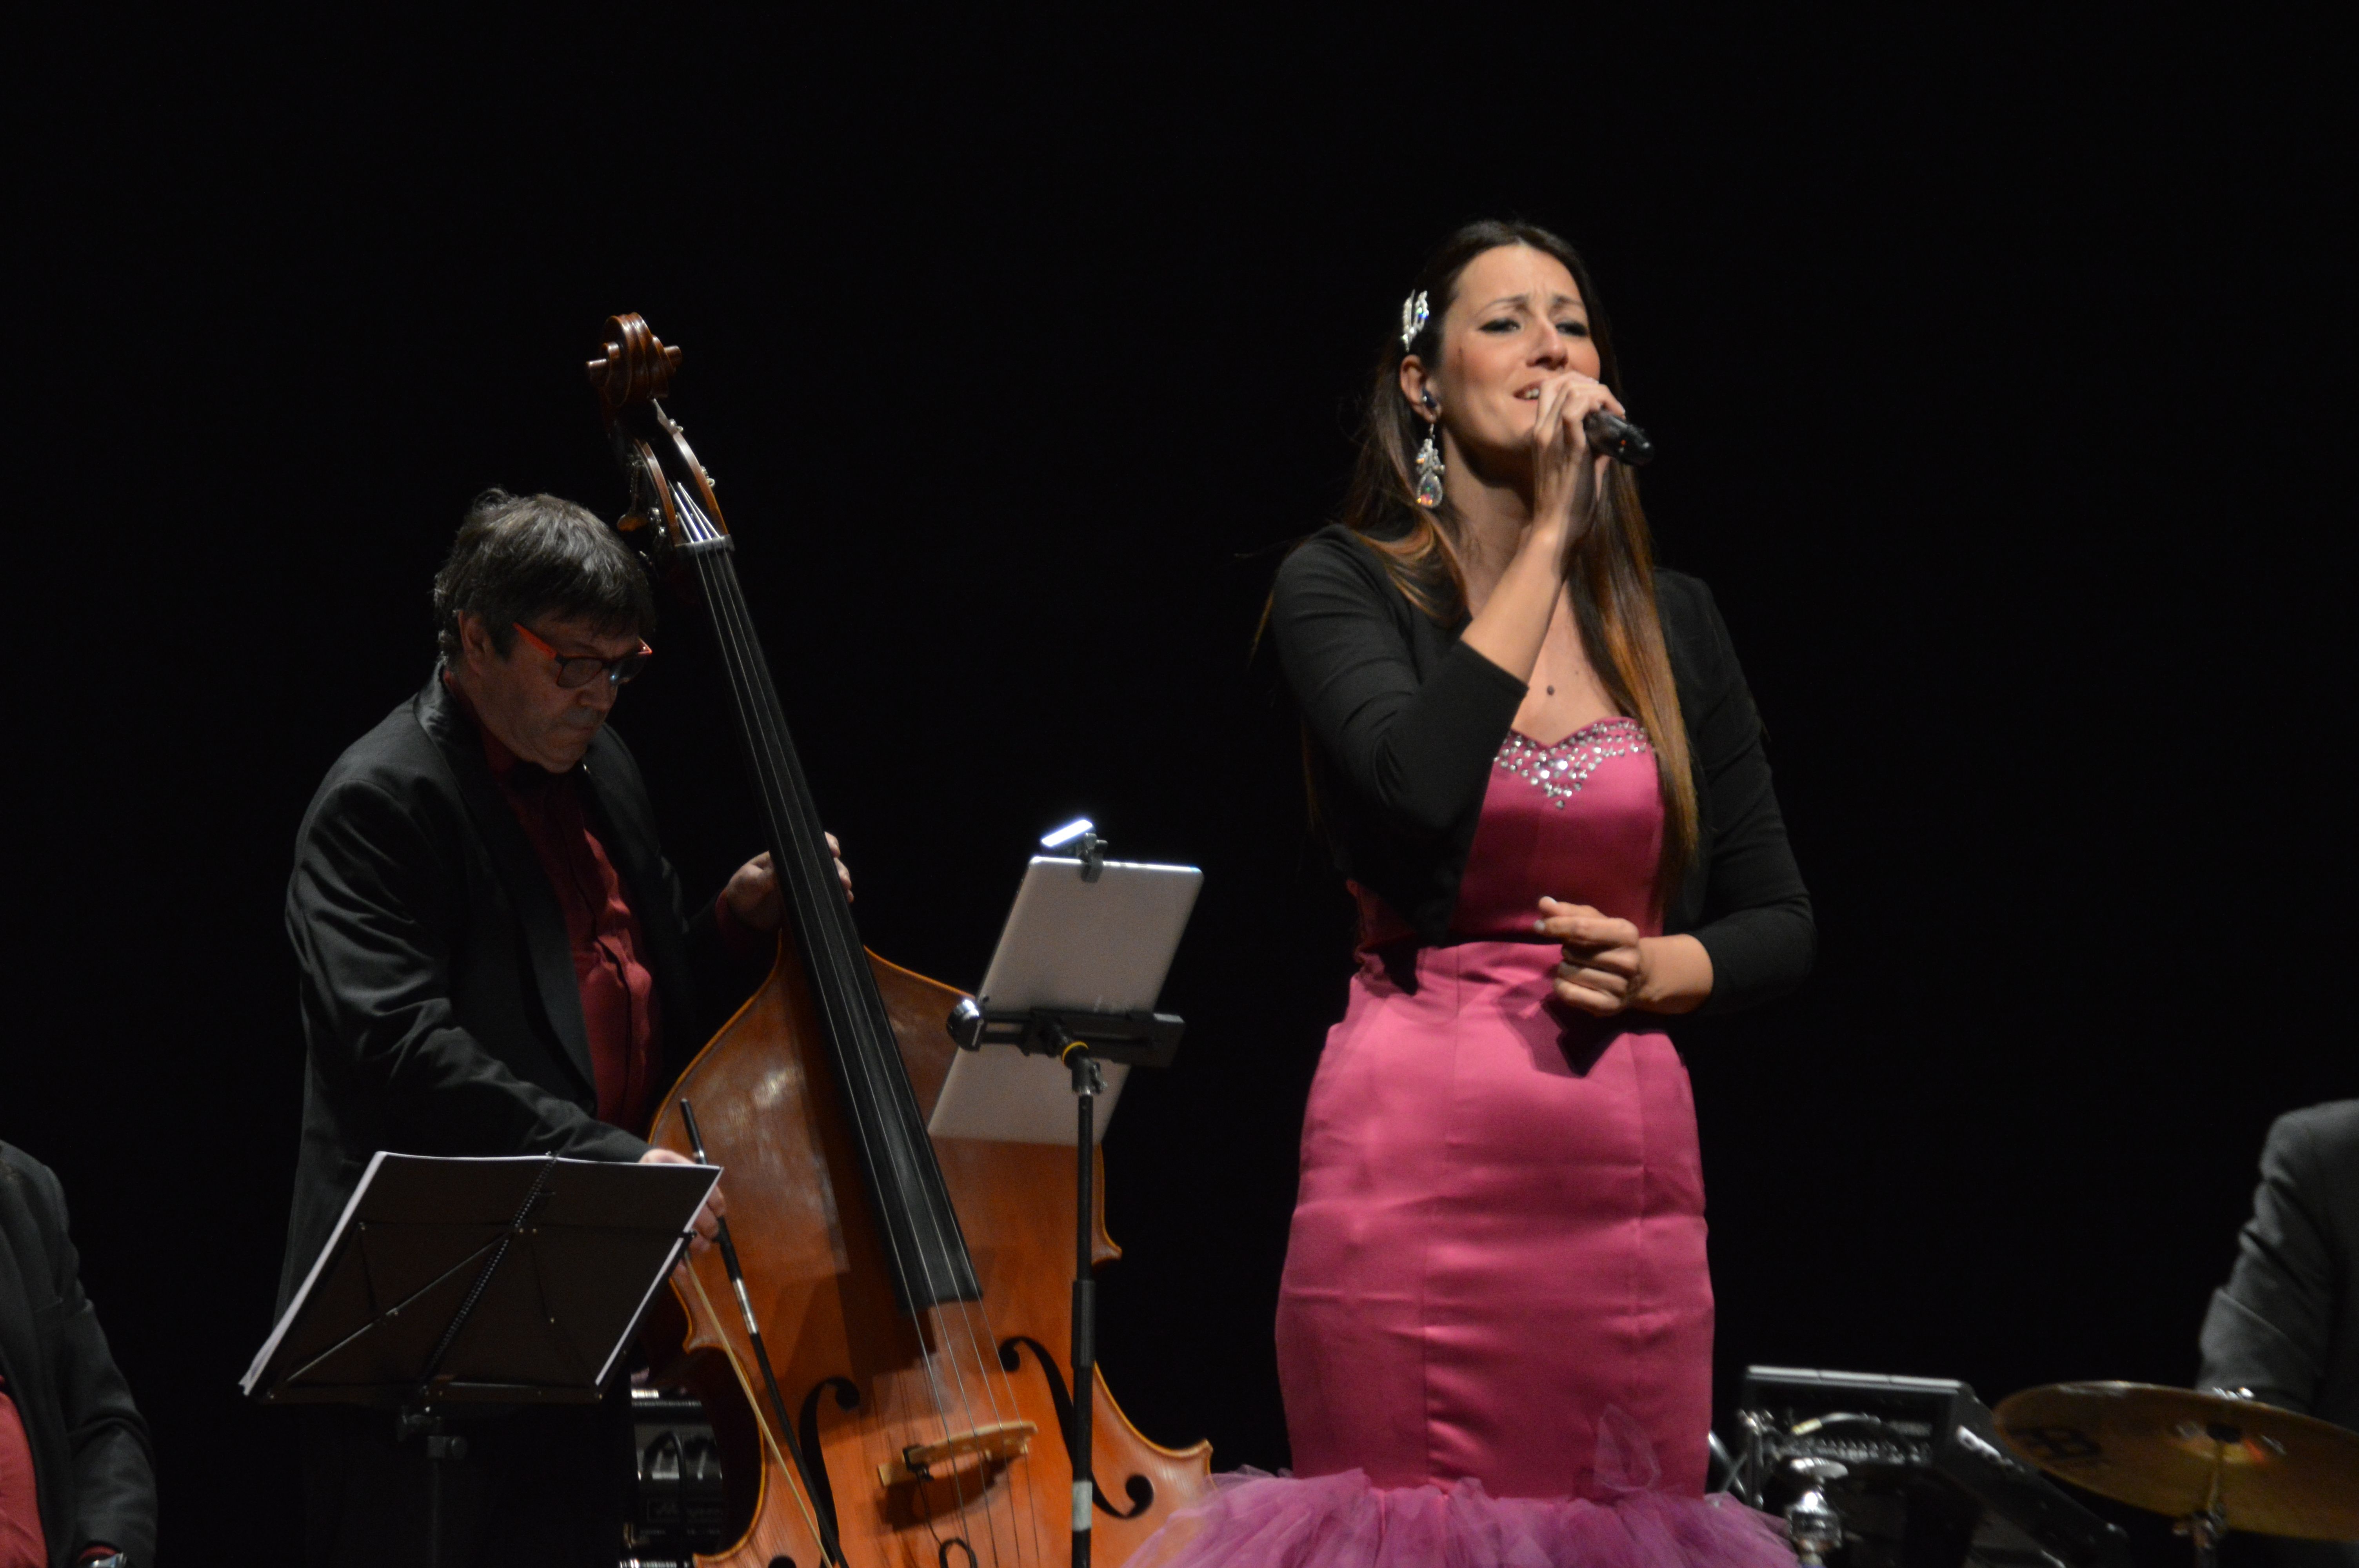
[{"left": 1585, "top": 408, "right": 1654, "bottom": 466}]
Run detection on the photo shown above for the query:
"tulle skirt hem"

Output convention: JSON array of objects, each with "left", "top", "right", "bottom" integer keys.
[{"left": 1123, "top": 1468, "right": 1794, "bottom": 1568}]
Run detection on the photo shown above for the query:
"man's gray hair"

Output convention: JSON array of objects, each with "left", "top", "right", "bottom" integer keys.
[{"left": 431, "top": 490, "right": 655, "bottom": 662}]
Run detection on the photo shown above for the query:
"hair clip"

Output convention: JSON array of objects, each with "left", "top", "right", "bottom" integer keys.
[{"left": 1400, "top": 290, "right": 1430, "bottom": 350}]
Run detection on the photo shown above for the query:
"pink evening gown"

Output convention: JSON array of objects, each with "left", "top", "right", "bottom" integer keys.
[{"left": 1132, "top": 718, "right": 1790, "bottom": 1568}]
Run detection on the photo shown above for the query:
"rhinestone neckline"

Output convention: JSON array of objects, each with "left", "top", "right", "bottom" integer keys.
[{"left": 1496, "top": 717, "right": 1652, "bottom": 808}]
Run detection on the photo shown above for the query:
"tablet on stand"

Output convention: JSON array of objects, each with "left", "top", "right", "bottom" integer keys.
[
  {"left": 930, "top": 841, "right": 1200, "bottom": 1145},
  {"left": 930, "top": 822, "right": 1199, "bottom": 1567}
]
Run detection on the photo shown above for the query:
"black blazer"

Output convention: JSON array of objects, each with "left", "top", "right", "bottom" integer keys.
[
  {"left": 2195, "top": 1100, "right": 2359, "bottom": 1568},
  {"left": 2198, "top": 1100, "right": 2359, "bottom": 1421},
  {"left": 1269, "top": 524, "right": 1814, "bottom": 1013},
  {"left": 277, "top": 673, "right": 744, "bottom": 1314},
  {"left": 0, "top": 1143, "right": 155, "bottom": 1567}
]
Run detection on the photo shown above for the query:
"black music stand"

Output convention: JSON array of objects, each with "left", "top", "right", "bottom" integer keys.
[
  {"left": 243, "top": 1151, "right": 717, "bottom": 1566},
  {"left": 943, "top": 826, "right": 1195, "bottom": 1568}
]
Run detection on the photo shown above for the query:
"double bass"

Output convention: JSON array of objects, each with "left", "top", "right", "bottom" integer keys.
[{"left": 585, "top": 316, "right": 1210, "bottom": 1567}]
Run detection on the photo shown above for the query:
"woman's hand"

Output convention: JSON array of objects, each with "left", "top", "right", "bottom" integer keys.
[
  {"left": 1536, "top": 897, "right": 1716, "bottom": 1016},
  {"left": 1537, "top": 896, "right": 1644, "bottom": 1014},
  {"left": 1528, "top": 372, "right": 1625, "bottom": 545}
]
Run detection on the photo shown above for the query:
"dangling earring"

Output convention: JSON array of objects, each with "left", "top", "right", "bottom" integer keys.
[{"left": 1414, "top": 420, "right": 1445, "bottom": 508}]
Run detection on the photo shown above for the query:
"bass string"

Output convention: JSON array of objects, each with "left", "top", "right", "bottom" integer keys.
[
  {"left": 939, "top": 1291, "right": 1051, "bottom": 1564},
  {"left": 707, "top": 544, "right": 1043, "bottom": 1556},
  {"left": 705, "top": 546, "right": 1049, "bottom": 1565},
  {"left": 698, "top": 571, "right": 1055, "bottom": 1566},
  {"left": 689, "top": 557, "right": 957, "bottom": 1314},
  {"left": 674, "top": 544, "right": 911, "bottom": 1561},
  {"left": 693, "top": 526, "right": 956, "bottom": 1285},
  {"left": 715, "top": 574, "right": 1030, "bottom": 1566},
  {"left": 681, "top": 520, "right": 927, "bottom": 1297},
  {"left": 682, "top": 490, "right": 1039, "bottom": 1560},
  {"left": 714, "top": 617, "right": 1043, "bottom": 1568},
  {"left": 694, "top": 543, "right": 995, "bottom": 1553},
  {"left": 924, "top": 1301, "right": 1045, "bottom": 1566},
  {"left": 686, "top": 545, "right": 945, "bottom": 1289},
  {"left": 687, "top": 521, "right": 1024, "bottom": 1560}
]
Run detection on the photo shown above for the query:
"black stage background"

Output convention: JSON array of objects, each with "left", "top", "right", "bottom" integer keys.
[{"left": 12, "top": 13, "right": 2352, "bottom": 1559}]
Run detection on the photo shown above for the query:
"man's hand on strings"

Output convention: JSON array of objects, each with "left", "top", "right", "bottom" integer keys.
[{"left": 723, "top": 834, "right": 852, "bottom": 932}]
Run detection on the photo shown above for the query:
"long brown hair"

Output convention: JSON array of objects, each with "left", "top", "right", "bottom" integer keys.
[{"left": 1336, "top": 220, "right": 1697, "bottom": 907}]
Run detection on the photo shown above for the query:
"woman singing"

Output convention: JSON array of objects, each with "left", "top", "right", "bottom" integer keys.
[{"left": 1143, "top": 221, "right": 1813, "bottom": 1563}]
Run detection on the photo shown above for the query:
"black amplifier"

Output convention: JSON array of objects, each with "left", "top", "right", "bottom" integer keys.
[{"left": 1733, "top": 1367, "right": 2129, "bottom": 1568}]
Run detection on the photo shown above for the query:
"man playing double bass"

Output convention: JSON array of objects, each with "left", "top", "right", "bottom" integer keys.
[{"left": 277, "top": 489, "right": 842, "bottom": 1566}]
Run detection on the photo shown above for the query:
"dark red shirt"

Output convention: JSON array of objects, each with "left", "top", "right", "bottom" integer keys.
[
  {"left": 442, "top": 675, "right": 769, "bottom": 1134},
  {"left": 446, "top": 678, "right": 664, "bottom": 1132},
  {"left": 0, "top": 1377, "right": 43, "bottom": 1568}
]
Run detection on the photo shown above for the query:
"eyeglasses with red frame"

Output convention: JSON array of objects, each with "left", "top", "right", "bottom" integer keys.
[{"left": 511, "top": 622, "right": 654, "bottom": 689}]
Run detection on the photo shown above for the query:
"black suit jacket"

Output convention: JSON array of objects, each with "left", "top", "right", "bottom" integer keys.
[
  {"left": 0, "top": 1143, "right": 156, "bottom": 1567},
  {"left": 2199, "top": 1099, "right": 2359, "bottom": 1420},
  {"left": 277, "top": 673, "right": 746, "bottom": 1314},
  {"left": 2196, "top": 1101, "right": 2359, "bottom": 1567},
  {"left": 1267, "top": 525, "right": 1814, "bottom": 1013}
]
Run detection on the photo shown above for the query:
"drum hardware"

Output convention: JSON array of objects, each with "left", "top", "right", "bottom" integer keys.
[
  {"left": 1729, "top": 1366, "right": 2129, "bottom": 1568},
  {"left": 1709, "top": 1430, "right": 1742, "bottom": 1492},
  {"left": 1789, "top": 1458, "right": 1852, "bottom": 1566},
  {"left": 1994, "top": 1382, "right": 2359, "bottom": 1568}
]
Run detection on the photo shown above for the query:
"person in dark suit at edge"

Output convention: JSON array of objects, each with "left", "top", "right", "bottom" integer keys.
[
  {"left": 277, "top": 490, "right": 846, "bottom": 1566},
  {"left": 0, "top": 1141, "right": 156, "bottom": 1568},
  {"left": 2196, "top": 1099, "right": 2359, "bottom": 1568}
]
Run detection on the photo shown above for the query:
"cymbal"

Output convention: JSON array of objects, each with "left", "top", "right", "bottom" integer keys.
[{"left": 1995, "top": 1383, "right": 2359, "bottom": 1542}]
